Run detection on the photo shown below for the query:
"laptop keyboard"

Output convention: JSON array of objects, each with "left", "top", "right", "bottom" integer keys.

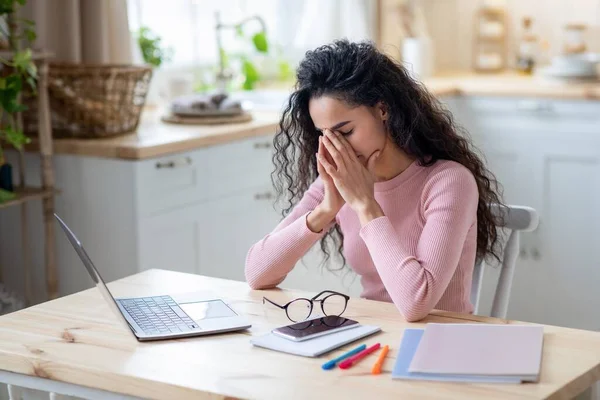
[{"left": 119, "top": 296, "right": 199, "bottom": 335}]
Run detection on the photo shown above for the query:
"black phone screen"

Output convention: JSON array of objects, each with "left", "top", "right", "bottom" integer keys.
[{"left": 273, "top": 316, "right": 358, "bottom": 340}]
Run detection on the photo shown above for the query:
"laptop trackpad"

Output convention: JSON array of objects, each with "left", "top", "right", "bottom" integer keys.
[{"left": 178, "top": 300, "right": 237, "bottom": 322}]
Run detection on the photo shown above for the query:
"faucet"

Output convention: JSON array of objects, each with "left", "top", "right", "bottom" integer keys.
[{"left": 214, "top": 11, "right": 267, "bottom": 92}]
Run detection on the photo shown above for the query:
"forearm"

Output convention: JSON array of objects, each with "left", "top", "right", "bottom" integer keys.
[
  {"left": 360, "top": 217, "right": 457, "bottom": 322},
  {"left": 306, "top": 204, "right": 337, "bottom": 233},
  {"left": 245, "top": 212, "right": 327, "bottom": 289}
]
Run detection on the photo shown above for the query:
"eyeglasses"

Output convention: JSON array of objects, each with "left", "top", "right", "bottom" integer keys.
[{"left": 262, "top": 290, "right": 350, "bottom": 322}]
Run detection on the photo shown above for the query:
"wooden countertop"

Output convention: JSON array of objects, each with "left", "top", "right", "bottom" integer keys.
[
  {"left": 28, "top": 72, "right": 600, "bottom": 160},
  {"left": 0, "top": 269, "right": 599, "bottom": 400},
  {"left": 425, "top": 72, "right": 600, "bottom": 100},
  {"left": 26, "top": 110, "right": 280, "bottom": 160}
]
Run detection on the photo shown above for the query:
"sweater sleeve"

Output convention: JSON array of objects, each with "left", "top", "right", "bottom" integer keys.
[
  {"left": 245, "top": 177, "right": 331, "bottom": 289},
  {"left": 359, "top": 166, "right": 479, "bottom": 322}
]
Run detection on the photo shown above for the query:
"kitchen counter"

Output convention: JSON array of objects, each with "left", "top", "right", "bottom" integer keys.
[
  {"left": 425, "top": 72, "right": 600, "bottom": 99},
  {"left": 24, "top": 110, "right": 281, "bottom": 160},
  {"left": 27, "top": 72, "right": 600, "bottom": 160}
]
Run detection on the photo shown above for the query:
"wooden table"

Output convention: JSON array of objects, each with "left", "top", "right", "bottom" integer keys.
[{"left": 0, "top": 269, "right": 599, "bottom": 400}]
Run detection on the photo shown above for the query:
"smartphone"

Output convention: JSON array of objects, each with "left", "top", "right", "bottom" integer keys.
[{"left": 272, "top": 316, "right": 359, "bottom": 342}]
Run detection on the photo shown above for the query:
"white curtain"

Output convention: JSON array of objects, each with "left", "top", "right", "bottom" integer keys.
[
  {"left": 128, "top": 0, "right": 376, "bottom": 68},
  {"left": 20, "top": 0, "right": 133, "bottom": 64},
  {"left": 293, "top": 0, "right": 375, "bottom": 57}
]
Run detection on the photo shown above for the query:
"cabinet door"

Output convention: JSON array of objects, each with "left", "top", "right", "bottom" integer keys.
[
  {"left": 198, "top": 186, "right": 281, "bottom": 282},
  {"left": 138, "top": 204, "right": 206, "bottom": 274},
  {"left": 464, "top": 133, "right": 538, "bottom": 317},
  {"left": 517, "top": 138, "right": 600, "bottom": 330},
  {"left": 448, "top": 97, "right": 600, "bottom": 327}
]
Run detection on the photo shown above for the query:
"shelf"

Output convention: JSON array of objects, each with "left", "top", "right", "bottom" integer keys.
[
  {"left": 0, "top": 50, "right": 53, "bottom": 61},
  {"left": 0, "top": 187, "right": 55, "bottom": 210}
]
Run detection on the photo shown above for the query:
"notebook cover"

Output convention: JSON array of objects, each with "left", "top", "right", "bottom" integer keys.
[
  {"left": 250, "top": 325, "right": 381, "bottom": 357},
  {"left": 392, "top": 329, "right": 523, "bottom": 383},
  {"left": 408, "top": 323, "right": 543, "bottom": 379}
]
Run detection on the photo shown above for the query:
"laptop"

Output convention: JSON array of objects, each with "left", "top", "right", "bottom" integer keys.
[{"left": 55, "top": 213, "right": 251, "bottom": 341}]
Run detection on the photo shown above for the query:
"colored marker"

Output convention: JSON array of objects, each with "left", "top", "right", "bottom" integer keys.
[
  {"left": 321, "top": 344, "right": 367, "bottom": 370},
  {"left": 371, "top": 345, "right": 389, "bottom": 375},
  {"left": 339, "top": 343, "right": 381, "bottom": 369}
]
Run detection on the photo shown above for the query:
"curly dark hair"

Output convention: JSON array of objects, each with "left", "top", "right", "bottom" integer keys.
[{"left": 272, "top": 39, "right": 504, "bottom": 270}]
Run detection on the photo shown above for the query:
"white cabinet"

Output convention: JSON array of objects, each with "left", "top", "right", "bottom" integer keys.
[
  {"left": 198, "top": 186, "right": 280, "bottom": 282},
  {"left": 136, "top": 136, "right": 281, "bottom": 283},
  {"left": 139, "top": 202, "right": 204, "bottom": 275},
  {"left": 522, "top": 141, "right": 600, "bottom": 330},
  {"left": 448, "top": 96, "right": 600, "bottom": 330}
]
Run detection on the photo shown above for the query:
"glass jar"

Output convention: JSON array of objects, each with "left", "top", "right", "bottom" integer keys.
[{"left": 563, "top": 24, "right": 587, "bottom": 54}]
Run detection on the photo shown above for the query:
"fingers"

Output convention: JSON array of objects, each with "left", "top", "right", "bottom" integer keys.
[
  {"left": 332, "top": 129, "right": 356, "bottom": 159},
  {"left": 322, "top": 130, "right": 348, "bottom": 169},
  {"left": 317, "top": 151, "right": 337, "bottom": 177},
  {"left": 317, "top": 137, "right": 329, "bottom": 178},
  {"left": 324, "top": 129, "right": 358, "bottom": 163}
]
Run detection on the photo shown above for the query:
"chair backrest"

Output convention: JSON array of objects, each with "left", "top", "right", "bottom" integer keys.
[{"left": 470, "top": 204, "right": 539, "bottom": 319}]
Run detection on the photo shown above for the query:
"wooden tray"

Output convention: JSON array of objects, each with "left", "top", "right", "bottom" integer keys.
[{"left": 161, "top": 112, "right": 253, "bottom": 125}]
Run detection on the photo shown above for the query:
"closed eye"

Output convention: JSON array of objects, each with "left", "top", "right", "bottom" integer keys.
[{"left": 339, "top": 129, "right": 354, "bottom": 136}]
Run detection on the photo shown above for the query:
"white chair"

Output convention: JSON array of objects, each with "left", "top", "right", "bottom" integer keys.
[{"left": 471, "top": 204, "right": 539, "bottom": 319}]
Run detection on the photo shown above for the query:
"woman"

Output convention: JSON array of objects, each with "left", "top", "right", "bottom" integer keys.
[{"left": 245, "top": 39, "right": 503, "bottom": 322}]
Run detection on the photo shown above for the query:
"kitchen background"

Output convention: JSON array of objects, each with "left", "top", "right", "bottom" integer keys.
[{"left": 0, "top": 0, "right": 599, "bottom": 337}]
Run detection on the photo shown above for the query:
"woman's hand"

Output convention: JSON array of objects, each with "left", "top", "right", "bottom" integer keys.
[
  {"left": 306, "top": 135, "right": 345, "bottom": 233},
  {"left": 318, "top": 129, "right": 385, "bottom": 226}
]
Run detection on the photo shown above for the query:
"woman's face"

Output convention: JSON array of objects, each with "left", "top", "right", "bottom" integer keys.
[{"left": 308, "top": 95, "right": 388, "bottom": 167}]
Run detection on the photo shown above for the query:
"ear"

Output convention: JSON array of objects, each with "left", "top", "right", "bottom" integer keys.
[{"left": 376, "top": 101, "right": 388, "bottom": 121}]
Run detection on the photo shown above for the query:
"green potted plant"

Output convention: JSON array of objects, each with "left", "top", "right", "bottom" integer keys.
[
  {"left": 0, "top": 0, "right": 37, "bottom": 202},
  {"left": 136, "top": 26, "right": 173, "bottom": 68},
  {"left": 214, "top": 13, "right": 293, "bottom": 92}
]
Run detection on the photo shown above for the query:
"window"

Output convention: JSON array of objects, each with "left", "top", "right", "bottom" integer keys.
[{"left": 127, "top": 0, "right": 375, "bottom": 69}]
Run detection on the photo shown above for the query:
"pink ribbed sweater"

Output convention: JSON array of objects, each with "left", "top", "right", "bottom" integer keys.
[{"left": 245, "top": 160, "right": 479, "bottom": 321}]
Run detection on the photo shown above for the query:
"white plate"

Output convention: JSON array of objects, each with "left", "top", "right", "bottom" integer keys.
[{"left": 537, "top": 65, "right": 598, "bottom": 80}]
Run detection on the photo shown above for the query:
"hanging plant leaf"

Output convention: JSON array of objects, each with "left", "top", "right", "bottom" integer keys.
[
  {"left": 252, "top": 32, "right": 268, "bottom": 53},
  {"left": 241, "top": 57, "right": 260, "bottom": 90},
  {"left": 235, "top": 25, "right": 244, "bottom": 37},
  {"left": 278, "top": 60, "right": 293, "bottom": 81},
  {"left": 0, "top": 189, "right": 17, "bottom": 203},
  {"left": 13, "top": 49, "right": 34, "bottom": 74},
  {"left": 2, "top": 126, "right": 30, "bottom": 150},
  {"left": 0, "top": 0, "right": 16, "bottom": 13}
]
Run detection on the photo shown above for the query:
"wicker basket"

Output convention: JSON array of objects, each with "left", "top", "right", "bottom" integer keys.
[{"left": 23, "top": 63, "right": 152, "bottom": 139}]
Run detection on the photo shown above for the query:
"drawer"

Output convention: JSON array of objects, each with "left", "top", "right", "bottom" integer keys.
[
  {"left": 456, "top": 96, "right": 600, "bottom": 118},
  {"left": 450, "top": 96, "right": 600, "bottom": 138},
  {"left": 136, "top": 148, "right": 210, "bottom": 216},
  {"left": 202, "top": 134, "right": 275, "bottom": 199},
  {"left": 138, "top": 203, "right": 206, "bottom": 274},
  {"left": 135, "top": 134, "right": 275, "bottom": 216}
]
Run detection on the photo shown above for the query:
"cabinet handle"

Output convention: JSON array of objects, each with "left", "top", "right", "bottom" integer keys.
[
  {"left": 519, "top": 248, "right": 528, "bottom": 259},
  {"left": 253, "top": 141, "right": 272, "bottom": 149},
  {"left": 254, "top": 191, "right": 274, "bottom": 200},
  {"left": 155, "top": 157, "right": 192, "bottom": 169}
]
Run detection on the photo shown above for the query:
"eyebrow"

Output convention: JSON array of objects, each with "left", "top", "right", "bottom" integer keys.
[{"left": 317, "top": 120, "right": 351, "bottom": 132}]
